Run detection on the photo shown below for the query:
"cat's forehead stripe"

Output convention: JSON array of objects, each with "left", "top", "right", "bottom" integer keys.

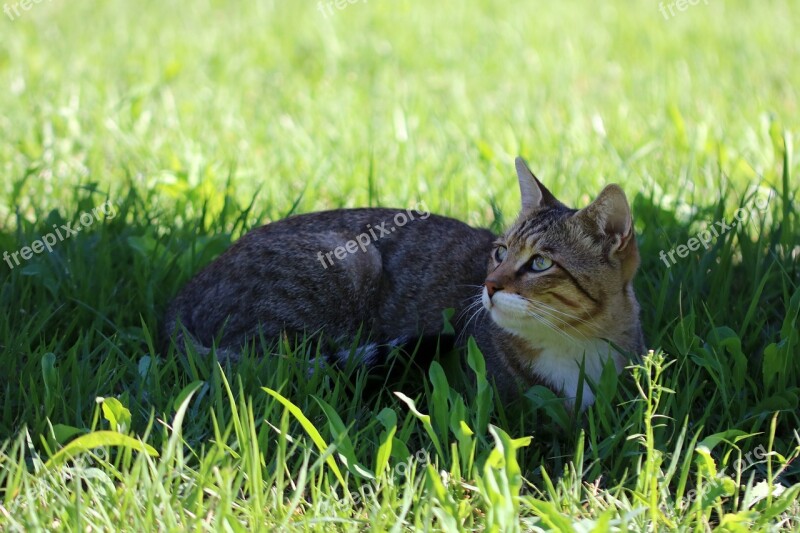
[{"left": 509, "top": 208, "right": 570, "bottom": 248}]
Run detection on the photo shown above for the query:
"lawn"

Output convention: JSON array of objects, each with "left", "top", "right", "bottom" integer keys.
[{"left": 1, "top": 0, "right": 799, "bottom": 530}]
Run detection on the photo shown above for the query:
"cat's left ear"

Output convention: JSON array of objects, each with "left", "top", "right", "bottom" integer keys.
[
  {"left": 515, "top": 157, "right": 563, "bottom": 211},
  {"left": 579, "top": 184, "right": 635, "bottom": 252}
]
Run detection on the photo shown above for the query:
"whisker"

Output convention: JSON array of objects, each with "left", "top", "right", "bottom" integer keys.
[
  {"left": 516, "top": 295, "right": 601, "bottom": 335},
  {"left": 527, "top": 309, "right": 580, "bottom": 345},
  {"left": 531, "top": 300, "right": 598, "bottom": 329},
  {"left": 457, "top": 304, "right": 486, "bottom": 346},
  {"left": 456, "top": 296, "right": 484, "bottom": 323},
  {"left": 528, "top": 305, "right": 591, "bottom": 342},
  {"left": 527, "top": 301, "right": 593, "bottom": 331},
  {"left": 527, "top": 301, "right": 595, "bottom": 341}
]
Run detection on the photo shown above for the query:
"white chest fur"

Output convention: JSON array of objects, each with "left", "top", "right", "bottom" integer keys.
[
  {"left": 530, "top": 338, "right": 623, "bottom": 410},
  {"left": 484, "top": 289, "right": 624, "bottom": 409}
]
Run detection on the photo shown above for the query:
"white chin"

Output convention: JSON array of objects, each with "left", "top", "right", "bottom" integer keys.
[
  {"left": 486, "top": 293, "right": 529, "bottom": 333},
  {"left": 490, "top": 308, "right": 523, "bottom": 333}
]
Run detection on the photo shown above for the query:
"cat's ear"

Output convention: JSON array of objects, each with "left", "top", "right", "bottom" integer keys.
[
  {"left": 515, "top": 157, "right": 562, "bottom": 211},
  {"left": 579, "top": 184, "right": 635, "bottom": 252}
]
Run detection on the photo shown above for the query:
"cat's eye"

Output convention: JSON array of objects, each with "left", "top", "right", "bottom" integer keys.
[
  {"left": 494, "top": 246, "right": 507, "bottom": 262},
  {"left": 530, "top": 255, "right": 553, "bottom": 272}
]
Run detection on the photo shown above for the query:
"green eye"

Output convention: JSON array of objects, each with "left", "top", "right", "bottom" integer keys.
[
  {"left": 494, "top": 245, "right": 507, "bottom": 262},
  {"left": 530, "top": 255, "right": 553, "bottom": 272}
]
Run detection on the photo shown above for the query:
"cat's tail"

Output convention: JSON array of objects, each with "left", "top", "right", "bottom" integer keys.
[{"left": 321, "top": 334, "right": 455, "bottom": 370}]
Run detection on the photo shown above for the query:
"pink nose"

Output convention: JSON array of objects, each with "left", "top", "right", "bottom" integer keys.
[{"left": 485, "top": 280, "right": 503, "bottom": 297}]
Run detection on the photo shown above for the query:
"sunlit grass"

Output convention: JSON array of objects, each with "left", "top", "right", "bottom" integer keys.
[{"left": 1, "top": 0, "right": 799, "bottom": 530}]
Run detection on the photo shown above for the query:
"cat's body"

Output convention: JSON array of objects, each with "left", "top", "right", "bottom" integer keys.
[
  {"left": 163, "top": 158, "right": 646, "bottom": 409},
  {"left": 163, "top": 207, "right": 496, "bottom": 362}
]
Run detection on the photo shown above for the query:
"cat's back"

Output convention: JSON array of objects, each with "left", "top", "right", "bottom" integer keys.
[{"left": 163, "top": 207, "right": 495, "bottom": 350}]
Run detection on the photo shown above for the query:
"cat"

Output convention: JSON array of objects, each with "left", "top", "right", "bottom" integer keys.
[
  {"left": 162, "top": 157, "right": 645, "bottom": 409},
  {"left": 469, "top": 159, "right": 646, "bottom": 408}
]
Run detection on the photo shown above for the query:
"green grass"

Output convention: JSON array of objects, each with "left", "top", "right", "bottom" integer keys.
[{"left": 1, "top": 0, "right": 799, "bottom": 530}]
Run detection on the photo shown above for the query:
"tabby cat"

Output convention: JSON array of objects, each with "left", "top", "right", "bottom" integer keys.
[{"left": 162, "top": 158, "right": 645, "bottom": 409}]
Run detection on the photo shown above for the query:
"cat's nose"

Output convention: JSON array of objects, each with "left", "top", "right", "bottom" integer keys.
[{"left": 485, "top": 280, "right": 503, "bottom": 298}]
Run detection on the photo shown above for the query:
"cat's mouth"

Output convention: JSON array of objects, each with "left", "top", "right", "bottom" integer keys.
[
  {"left": 483, "top": 288, "right": 580, "bottom": 345},
  {"left": 483, "top": 289, "right": 528, "bottom": 328}
]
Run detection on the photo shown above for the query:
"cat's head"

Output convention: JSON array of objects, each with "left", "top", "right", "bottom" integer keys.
[{"left": 482, "top": 158, "right": 643, "bottom": 355}]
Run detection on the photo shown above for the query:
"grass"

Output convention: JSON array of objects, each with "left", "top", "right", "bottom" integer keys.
[{"left": 1, "top": 0, "right": 799, "bottom": 530}]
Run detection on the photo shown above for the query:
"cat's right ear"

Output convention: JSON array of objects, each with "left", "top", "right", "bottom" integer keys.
[{"left": 515, "top": 157, "right": 562, "bottom": 211}]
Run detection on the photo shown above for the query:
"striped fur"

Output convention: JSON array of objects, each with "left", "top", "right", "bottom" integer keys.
[
  {"left": 468, "top": 158, "right": 645, "bottom": 409},
  {"left": 162, "top": 158, "right": 645, "bottom": 409}
]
